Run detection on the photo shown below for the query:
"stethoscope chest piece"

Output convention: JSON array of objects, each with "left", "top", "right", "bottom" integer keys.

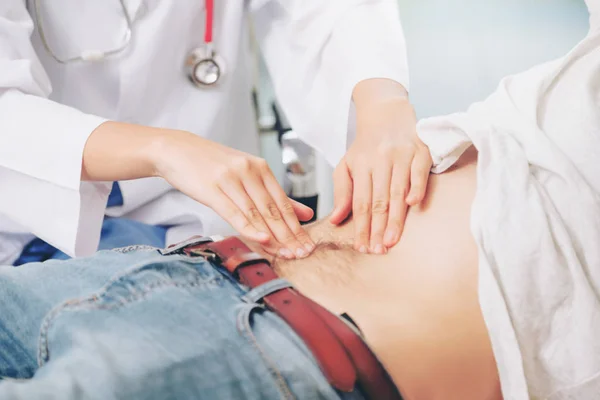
[{"left": 186, "top": 46, "right": 226, "bottom": 88}]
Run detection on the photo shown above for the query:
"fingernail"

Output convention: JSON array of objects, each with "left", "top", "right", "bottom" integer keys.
[
  {"left": 384, "top": 230, "right": 396, "bottom": 245},
  {"left": 295, "top": 248, "right": 307, "bottom": 258},
  {"left": 304, "top": 242, "right": 315, "bottom": 253},
  {"left": 358, "top": 245, "right": 368, "bottom": 254},
  {"left": 279, "top": 248, "right": 294, "bottom": 259},
  {"left": 374, "top": 244, "right": 384, "bottom": 254}
]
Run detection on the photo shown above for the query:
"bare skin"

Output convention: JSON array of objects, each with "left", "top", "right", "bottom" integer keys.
[
  {"left": 80, "top": 79, "right": 420, "bottom": 258},
  {"left": 245, "top": 146, "right": 503, "bottom": 400}
]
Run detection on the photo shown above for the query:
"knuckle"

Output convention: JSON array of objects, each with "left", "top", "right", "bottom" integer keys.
[
  {"left": 254, "top": 157, "right": 270, "bottom": 172},
  {"left": 216, "top": 166, "right": 232, "bottom": 180},
  {"left": 378, "top": 145, "right": 397, "bottom": 159},
  {"left": 355, "top": 154, "right": 371, "bottom": 165},
  {"left": 379, "top": 142, "right": 415, "bottom": 156},
  {"left": 246, "top": 207, "right": 262, "bottom": 222},
  {"left": 266, "top": 203, "right": 282, "bottom": 220},
  {"left": 399, "top": 144, "right": 418, "bottom": 158},
  {"left": 370, "top": 228, "right": 385, "bottom": 238},
  {"left": 288, "top": 222, "right": 306, "bottom": 237},
  {"left": 354, "top": 201, "right": 371, "bottom": 216},
  {"left": 371, "top": 199, "right": 389, "bottom": 214},
  {"left": 282, "top": 233, "right": 297, "bottom": 245},
  {"left": 279, "top": 201, "right": 295, "bottom": 215},
  {"left": 390, "top": 216, "right": 404, "bottom": 225},
  {"left": 294, "top": 229, "right": 309, "bottom": 241},
  {"left": 402, "top": 142, "right": 418, "bottom": 152},
  {"left": 387, "top": 215, "right": 403, "bottom": 227},
  {"left": 233, "top": 156, "right": 252, "bottom": 172},
  {"left": 275, "top": 228, "right": 296, "bottom": 244},
  {"left": 358, "top": 231, "right": 370, "bottom": 243},
  {"left": 239, "top": 218, "right": 254, "bottom": 232}
]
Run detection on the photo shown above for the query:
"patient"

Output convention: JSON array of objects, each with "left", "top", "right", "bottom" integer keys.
[
  {"left": 0, "top": 146, "right": 497, "bottom": 400},
  {"left": 246, "top": 146, "right": 501, "bottom": 400},
  {"left": 2, "top": 4, "right": 598, "bottom": 398}
]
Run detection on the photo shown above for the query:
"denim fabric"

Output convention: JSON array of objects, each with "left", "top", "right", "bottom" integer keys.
[{"left": 0, "top": 247, "right": 366, "bottom": 400}]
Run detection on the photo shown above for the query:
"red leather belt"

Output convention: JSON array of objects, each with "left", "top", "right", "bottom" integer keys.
[{"left": 172, "top": 236, "right": 403, "bottom": 400}]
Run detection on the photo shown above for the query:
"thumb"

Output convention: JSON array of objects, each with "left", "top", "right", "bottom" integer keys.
[
  {"left": 291, "top": 199, "right": 315, "bottom": 222},
  {"left": 330, "top": 163, "right": 353, "bottom": 225}
]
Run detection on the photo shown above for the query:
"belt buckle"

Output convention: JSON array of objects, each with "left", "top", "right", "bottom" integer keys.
[
  {"left": 186, "top": 248, "right": 220, "bottom": 262},
  {"left": 159, "top": 235, "right": 225, "bottom": 256}
]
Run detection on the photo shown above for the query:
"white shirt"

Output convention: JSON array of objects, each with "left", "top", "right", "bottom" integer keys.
[
  {"left": 0, "top": 0, "right": 409, "bottom": 264},
  {"left": 418, "top": 1, "right": 600, "bottom": 398}
]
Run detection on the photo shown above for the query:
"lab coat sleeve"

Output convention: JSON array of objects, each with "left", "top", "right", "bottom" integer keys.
[
  {"left": 416, "top": 114, "right": 474, "bottom": 174},
  {"left": 587, "top": 0, "right": 599, "bottom": 32},
  {"left": 251, "top": 0, "right": 410, "bottom": 167},
  {"left": 0, "top": 1, "right": 110, "bottom": 257}
]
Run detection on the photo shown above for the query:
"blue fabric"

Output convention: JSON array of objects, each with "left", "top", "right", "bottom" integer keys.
[
  {"left": 13, "top": 181, "right": 153, "bottom": 266},
  {"left": 0, "top": 248, "right": 366, "bottom": 399},
  {"left": 106, "top": 181, "right": 124, "bottom": 207},
  {"left": 13, "top": 218, "right": 169, "bottom": 266}
]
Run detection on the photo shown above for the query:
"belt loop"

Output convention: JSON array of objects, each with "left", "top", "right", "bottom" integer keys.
[{"left": 241, "top": 278, "right": 294, "bottom": 304}]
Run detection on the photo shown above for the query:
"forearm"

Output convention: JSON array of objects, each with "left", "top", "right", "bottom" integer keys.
[{"left": 81, "top": 121, "right": 180, "bottom": 182}]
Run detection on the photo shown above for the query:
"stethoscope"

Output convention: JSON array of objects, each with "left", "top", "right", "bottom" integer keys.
[{"left": 33, "top": 0, "right": 225, "bottom": 88}]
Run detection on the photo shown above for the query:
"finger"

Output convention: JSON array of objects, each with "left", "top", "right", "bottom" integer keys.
[
  {"left": 216, "top": 178, "right": 283, "bottom": 252},
  {"left": 352, "top": 170, "right": 372, "bottom": 254},
  {"left": 242, "top": 165, "right": 306, "bottom": 259},
  {"left": 406, "top": 147, "right": 433, "bottom": 206},
  {"left": 330, "top": 162, "right": 353, "bottom": 225},
  {"left": 209, "top": 188, "right": 271, "bottom": 245},
  {"left": 384, "top": 162, "right": 411, "bottom": 248},
  {"left": 369, "top": 164, "right": 393, "bottom": 254},
  {"left": 290, "top": 199, "right": 314, "bottom": 222},
  {"left": 262, "top": 170, "right": 315, "bottom": 257}
]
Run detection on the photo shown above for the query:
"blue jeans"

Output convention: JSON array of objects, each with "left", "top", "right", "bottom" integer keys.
[{"left": 0, "top": 247, "right": 365, "bottom": 399}]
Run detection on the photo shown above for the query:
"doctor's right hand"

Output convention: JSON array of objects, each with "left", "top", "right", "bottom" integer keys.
[
  {"left": 82, "top": 122, "right": 315, "bottom": 259},
  {"left": 154, "top": 130, "right": 316, "bottom": 259}
]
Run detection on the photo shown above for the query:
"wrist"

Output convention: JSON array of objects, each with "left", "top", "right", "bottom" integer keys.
[
  {"left": 147, "top": 128, "right": 197, "bottom": 179},
  {"left": 352, "top": 78, "right": 408, "bottom": 109}
]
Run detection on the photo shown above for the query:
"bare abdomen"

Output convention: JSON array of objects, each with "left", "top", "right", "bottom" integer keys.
[{"left": 291, "top": 147, "right": 502, "bottom": 400}]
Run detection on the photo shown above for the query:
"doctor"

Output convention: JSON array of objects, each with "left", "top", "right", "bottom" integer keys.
[{"left": 0, "top": 0, "right": 431, "bottom": 266}]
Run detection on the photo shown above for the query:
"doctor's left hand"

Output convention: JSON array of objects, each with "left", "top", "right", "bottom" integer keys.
[{"left": 329, "top": 79, "right": 433, "bottom": 254}]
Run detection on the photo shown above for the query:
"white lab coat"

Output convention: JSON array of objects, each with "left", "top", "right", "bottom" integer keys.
[{"left": 0, "top": 0, "right": 409, "bottom": 265}]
